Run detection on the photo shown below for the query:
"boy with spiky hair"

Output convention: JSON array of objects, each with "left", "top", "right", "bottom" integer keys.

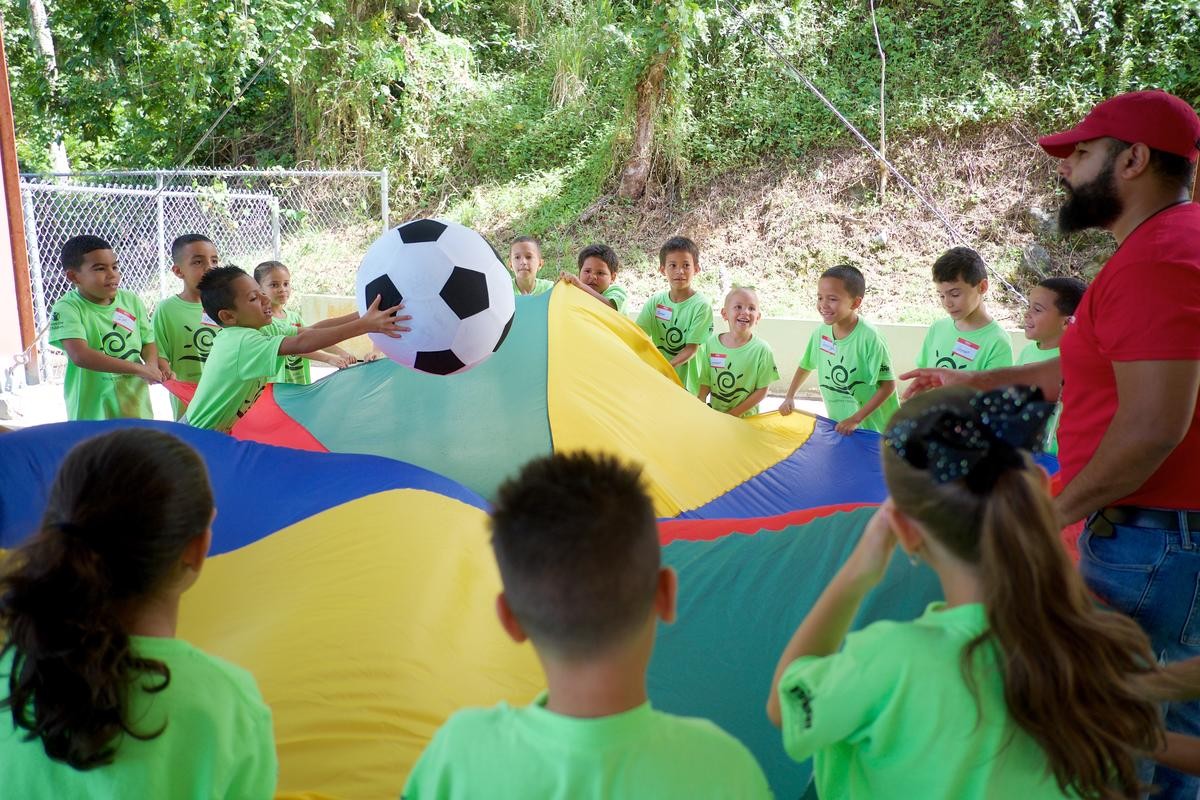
[
  {"left": 403, "top": 451, "right": 771, "bottom": 799},
  {"left": 915, "top": 246, "right": 1013, "bottom": 372},
  {"left": 49, "top": 235, "right": 160, "bottom": 420},
  {"left": 636, "top": 236, "right": 713, "bottom": 393},
  {"left": 184, "top": 266, "right": 408, "bottom": 432},
  {"left": 781, "top": 264, "right": 899, "bottom": 434},
  {"left": 153, "top": 233, "right": 221, "bottom": 418}
]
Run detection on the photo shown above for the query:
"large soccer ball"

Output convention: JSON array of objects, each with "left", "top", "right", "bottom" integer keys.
[{"left": 356, "top": 218, "right": 516, "bottom": 375}]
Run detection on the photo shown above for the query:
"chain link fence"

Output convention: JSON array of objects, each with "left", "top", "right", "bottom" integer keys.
[{"left": 18, "top": 169, "right": 388, "bottom": 382}]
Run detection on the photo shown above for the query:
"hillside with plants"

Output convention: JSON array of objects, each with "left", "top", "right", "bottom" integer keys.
[{"left": 4, "top": 0, "right": 1198, "bottom": 321}]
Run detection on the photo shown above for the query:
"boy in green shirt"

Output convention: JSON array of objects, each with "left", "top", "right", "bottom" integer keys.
[
  {"left": 698, "top": 288, "right": 779, "bottom": 417},
  {"left": 403, "top": 452, "right": 770, "bottom": 800},
  {"left": 561, "top": 243, "right": 628, "bottom": 313},
  {"left": 184, "top": 266, "right": 409, "bottom": 432},
  {"left": 635, "top": 236, "right": 714, "bottom": 393},
  {"left": 1018, "top": 276, "right": 1086, "bottom": 455},
  {"left": 509, "top": 236, "right": 554, "bottom": 296},
  {"left": 153, "top": 233, "right": 221, "bottom": 419},
  {"left": 780, "top": 265, "right": 900, "bottom": 434},
  {"left": 916, "top": 247, "right": 1013, "bottom": 372},
  {"left": 48, "top": 235, "right": 161, "bottom": 420}
]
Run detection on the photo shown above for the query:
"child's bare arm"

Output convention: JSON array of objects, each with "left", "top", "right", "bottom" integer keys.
[
  {"left": 140, "top": 342, "right": 169, "bottom": 381},
  {"left": 835, "top": 380, "right": 896, "bottom": 435},
  {"left": 728, "top": 386, "right": 769, "bottom": 418},
  {"left": 669, "top": 344, "right": 699, "bottom": 367},
  {"left": 779, "top": 366, "right": 812, "bottom": 416},
  {"left": 698, "top": 385, "right": 711, "bottom": 403},
  {"left": 560, "top": 272, "right": 617, "bottom": 309},
  {"left": 307, "top": 311, "right": 360, "bottom": 330},
  {"left": 1156, "top": 732, "right": 1200, "bottom": 776},
  {"left": 60, "top": 339, "right": 162, "bottom": 383},
  {"left": 280, "top": 297, "right": 409, "bottom": 355}
]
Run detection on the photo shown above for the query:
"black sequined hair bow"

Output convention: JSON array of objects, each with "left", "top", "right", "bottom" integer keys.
[{"left": 885, "top": 385, "right": 1054, "bottom": 492}]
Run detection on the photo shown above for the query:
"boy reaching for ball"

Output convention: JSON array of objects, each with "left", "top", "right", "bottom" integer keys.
[{"left": 184, "top": 266, "right": 409, "bottom": 432}]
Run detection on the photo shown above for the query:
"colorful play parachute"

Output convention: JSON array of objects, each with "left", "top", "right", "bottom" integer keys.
[{"left": 0, "top": 286, "right": 1061, "bottom": 799}]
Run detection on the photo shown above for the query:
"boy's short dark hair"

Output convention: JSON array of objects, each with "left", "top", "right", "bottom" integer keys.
[
  {"left": 511, "top": 235, "right": 542, "bottom": 254},
  {"left": 490, "top": 452, "right": 660, "bottom": 659},
  {"left": 932, "top": 246, "right": 987, "bottom": 286},
  {"left": 821, "top": 264, "right": 866, "bottom": 299},
  {"left": 197, "top": 265, "right": 250, "bottom": 325},
  {"left": 1038, "top": 276, "right": 1087, "bottom": 316},
  {"left": 171, "top": 233, "right": 214, "bottom": 263},
  {"left": 578, "top": 243, "right": 619, "bottom": 274},
  {"left": 659, "top": 236, "right": 699, "bottom": 268},
  {"left": 61, "top": 235, "right": 112, "bottom": 271}
]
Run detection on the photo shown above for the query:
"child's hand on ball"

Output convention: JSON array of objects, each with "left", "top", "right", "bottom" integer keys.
[{"left": 362, "top": 295, "right": 413, "bottom": 338}]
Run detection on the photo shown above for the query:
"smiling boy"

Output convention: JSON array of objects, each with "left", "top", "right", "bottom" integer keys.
[
  {"left": 697, "top": 288, "right": 779, "bottom": 417},
  {"left": 915, "top": 247, "right": 1013, "bottom": 372},
  {"left": 184, "top": 266, "right": 410, "bottom": 432},
  {"left": 780, "top": 265, "right": 899, "bottom": 434},
  {"left": 48, "top": 235, "right": 161, "bottom": 420}
]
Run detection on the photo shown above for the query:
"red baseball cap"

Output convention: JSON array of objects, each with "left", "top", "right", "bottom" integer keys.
[{"left": 1038, "top": 90, "right": 1200, "bottom": 162}]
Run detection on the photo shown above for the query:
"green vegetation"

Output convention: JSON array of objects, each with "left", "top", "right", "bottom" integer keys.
[{"left": 5, "top": 1, "right": 1198, "bottom": 320}]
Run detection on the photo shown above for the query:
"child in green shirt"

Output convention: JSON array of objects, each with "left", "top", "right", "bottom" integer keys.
[
  {"left": 254, "top": 260, "right": 354, "bottom": 385},
  {"left": 1018, "top": 277, "right": 1086, "bottom": 456},
  {"left": 697, "top": 288, "right": 779, "bottom": 417},
  {"left": 0, "top": 428, "right": 277, "bottom": 797},
  {"left": 153, "top": 233, "right": 221, "bottom": 419},
  {"left": 635, "top": 236, "right": 714, "bottom": 393},
  {"left": 184, "top": 266, "right": 409, "bottom": 432},
  {"left": 560, "top": 243, "right": 628, "bottom": 313},
  {"left": 509, "top": 236, "right": 554, "bottom": 296},
  {"left": 48, "top": 235, "right": 160, "bottom": 420},
  {"left": 767, "top": 386, "right": 1164, "bottom": 800},
  {"left": 916, "top": 247, "right": 1013, "bottom": 372},
  {"left": 404, "top": 452, "right": 770, "bottom": 799},
  {"left": 780, "top": 265, "right": 900, "bottom": 434}
]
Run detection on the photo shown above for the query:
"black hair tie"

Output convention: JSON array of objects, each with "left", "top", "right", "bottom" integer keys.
[{"left": 886, "top": 386, "right": 1054, "bottom": 493}]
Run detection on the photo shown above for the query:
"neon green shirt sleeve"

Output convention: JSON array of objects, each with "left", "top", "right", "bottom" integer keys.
[
  {"left": 602, "top": 284, "right": 628, "bottom": 313},
  {"left": 185, "top": 326, "right": 287, "bottom": 431}
]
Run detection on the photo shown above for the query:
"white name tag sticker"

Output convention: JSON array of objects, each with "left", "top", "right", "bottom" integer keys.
[
  {"left": 952, "top": 337, "right": 981, "bottom": 362},
  {"left": 709, "top": 353, "right": 728, "bottom": 369},
  {"left": 112, "top": 307, "right": 136, "bottom": 332},
  {"left": 820, "top": 335, "right": 837, "bottom": 356},
  {"left": 200, "top": 311, "right": 220, "bottom": 327},
  {"left": 655, "top": 304, "right": 673, "bottom": 322}
]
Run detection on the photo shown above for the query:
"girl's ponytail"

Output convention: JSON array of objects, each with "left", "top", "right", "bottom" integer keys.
[
  {"left": 971, "top": 465, "right": 1161, "bottom": 799},
  {"left": 0, "top": 429, "right": 212, "bottom": 769}
]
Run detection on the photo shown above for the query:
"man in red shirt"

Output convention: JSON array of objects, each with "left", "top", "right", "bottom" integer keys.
[{"left": 903, "top": 90, "right": 1200, "bottom": 797}]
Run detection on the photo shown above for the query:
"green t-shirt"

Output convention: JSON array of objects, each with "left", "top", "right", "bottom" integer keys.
[
  {"left": 798, "top": 319, "right": 900, "bottom": 432},
  {"left": 153, "top": 294, "right": 220, "bottom": 419},
  {"left": 185, "top": 325, "right": 286, "bottom": 432},
  {"left": 1, "top": 636, "right": 277, "bottom": 799},
  {"left": 602, "top": 284, "right": 628, "bottom": 314},
  {"left": 636, "top": 290, "right": 714, "bottom": 393},
  {"left": 698, "top": 333, "right": 779, "bottom": 417},
  {"left": 1018, "top": 342, "right": 1062, "bottom": 456},
  {"left": 403, "top": 693, "right": 770, "bottom": 800},
  {"left": 512, "top": 277, "right": 554, "bottom": 296},
  {"left": 264, "top": 309, "right": 310, "bottom": 385},
  {"left": 780, "top": 603, "right": 1067, "bottom": 800},
  {"left": 48, "top": 289, "right": 154, "bottom": 421},
  {"left": 916, "top": 318, "right": 1014, "bottom": 372}
]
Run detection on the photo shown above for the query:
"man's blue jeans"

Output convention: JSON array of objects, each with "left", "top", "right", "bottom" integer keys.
[{"left": 1080, "top": 514, "right": 1200, "bottom": 800}]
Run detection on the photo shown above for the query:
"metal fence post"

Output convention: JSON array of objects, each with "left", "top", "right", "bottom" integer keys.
[
  {"left": 20, "top": 187, "right": 48, "bottom": 381},
  {"left": 380, "top": 168, "right": 389, "bottom": 232},
  {"left": 155, "top": 173, "right": 167, "bottom": 300},
  {"left": 270, "top": 197, "right": 281, "bottom": 260}
]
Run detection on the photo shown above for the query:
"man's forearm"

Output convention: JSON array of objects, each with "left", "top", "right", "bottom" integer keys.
[{"left": 969, "top": 358, "right": 1063, "bottom": 400}]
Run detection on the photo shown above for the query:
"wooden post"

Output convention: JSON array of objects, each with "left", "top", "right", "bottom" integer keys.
[{"left": 0, "top": 18, "right": 39, "bottom": 382}]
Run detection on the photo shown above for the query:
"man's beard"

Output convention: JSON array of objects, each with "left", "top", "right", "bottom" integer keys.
[{"left": 1057, "top": 158, "right": 1123, "bottom": 234}]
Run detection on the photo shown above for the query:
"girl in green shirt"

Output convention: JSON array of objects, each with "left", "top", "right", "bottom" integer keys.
[
  {"left": 0, "top": 429, "right": 277, "bottom": 799},
  {"left": 255, "top": 260, "right": 354, "bottom": 384},
  {"left": 767, "top": 386, "right": 1164, "bottom": 800}
]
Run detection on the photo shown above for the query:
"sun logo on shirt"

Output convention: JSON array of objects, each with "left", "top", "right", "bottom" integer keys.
[
  {"left": 821, "top": 355, "right": 865, "bottom": 396},
  {"left": 712, "top": 366, "right": 748, "bottom": 405},
  {"left": 933, "top": 350, "right": 966, "bottom": 370},
  {"left": 181, "top": 324, "right": 216, "bottom": 363}
]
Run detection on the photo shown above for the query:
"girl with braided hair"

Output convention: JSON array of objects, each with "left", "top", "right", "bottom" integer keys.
[
  {"left": 0, "top": 428, "right": 276, "bottom": 798},
  {"left": 767, "top": 385, "right": 1164, "bottom": 800}
]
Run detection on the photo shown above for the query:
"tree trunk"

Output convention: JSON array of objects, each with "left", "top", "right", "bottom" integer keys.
[
  {"left": 618, "top": 55, "right": 668, "bottom": 201},
  {"left": 27, "top": 0, "right": 70, "bottom": 173}
]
